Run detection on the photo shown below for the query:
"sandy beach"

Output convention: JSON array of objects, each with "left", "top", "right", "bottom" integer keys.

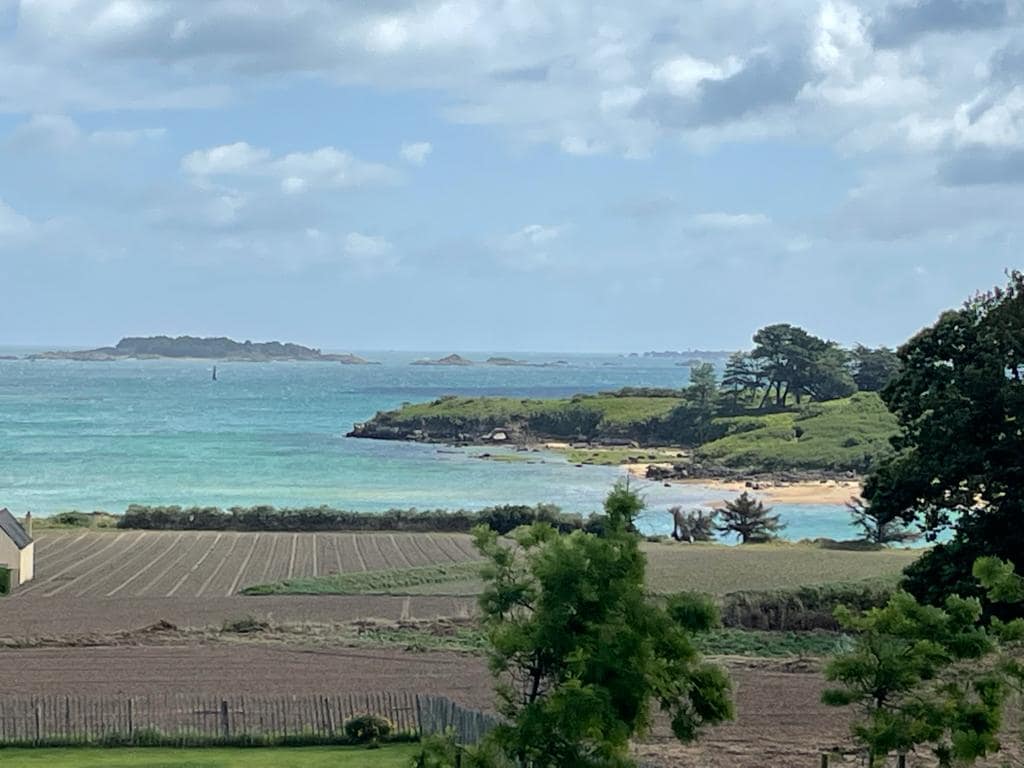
[{"left": 626, "top": 464, "right": 862, "bottom": 506}]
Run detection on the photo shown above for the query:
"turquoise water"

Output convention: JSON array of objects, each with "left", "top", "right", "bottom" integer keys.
[{"left": 0, "top": 350, "right": 860, "bottom": 540}]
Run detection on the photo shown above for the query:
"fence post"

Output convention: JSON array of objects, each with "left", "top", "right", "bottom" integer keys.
[
  {"left": 220, "top": 700, "right": 230, "bottom": 739},
  {"left": 897, "top": 755, "right": 907, "bottom": 768},
  {"left": 34, "top": 702, "right": 41, "bottom": 744},
  {"left": 128, "top": 698, "right": 134, "bottom": 741}
]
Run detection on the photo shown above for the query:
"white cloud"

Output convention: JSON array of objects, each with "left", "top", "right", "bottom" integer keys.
[
  {"left": 952, "top": 87, "right": 1024, "bottom": 148},
  {"left": 688, "top": 212, "right": 771, "bottom": 230},
  {"left": 182, "top": 142, "right": 399, "bottom": 190},
  {"left": 0, "top": 199, "right": 33, "bottom": 240},
  {"left": 652, "top": 54, "right": 736, "bottom": 98},
  {"left": 399, "top": 141, "right": 433, "bottom": 165},
  {"left": 8, "top": 114, "right": 81, "bottom": 150},
  {"left": 343, "top": 232, "right": 392, "bottom": 259},
  {"left": 497, "top": 223, "right": 564, "bottom": 270}
]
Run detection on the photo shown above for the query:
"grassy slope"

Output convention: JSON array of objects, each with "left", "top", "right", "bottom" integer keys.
[
  {"left": 697, "top": 392, "right": 899, "bottom": 471},
  {"left": 243, "top": 543, "right": 919, "bottom": 597},
  {"left": 0, "top": 745, "right": 420, "bottom": 768}
]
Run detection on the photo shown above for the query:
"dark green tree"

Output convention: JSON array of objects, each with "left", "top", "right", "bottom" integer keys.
[
  {"left": 714, "top": 492, "right": 784, "bottom": 543},
  {"left": 473, "top": 482, "right": 733, "bottom": 767},
  {"left": 822, "top": 591, "right": 1005, "bottom": 767},
  {"left": 850, "top": 345, "right": 901, "bottom": 392},
  {"left": 863, "top": 271, "right": 1024, "bottom": 617},
  {"left": 751, "top": 324, "right": 855, "bottom": 406},
  {"left": 720, "top": 352, "right": 765, "bottom": 406}
]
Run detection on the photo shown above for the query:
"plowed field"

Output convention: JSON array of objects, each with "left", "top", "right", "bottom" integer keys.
[{"left": 18, "top": 531, "right": 480, "bottom": 599}]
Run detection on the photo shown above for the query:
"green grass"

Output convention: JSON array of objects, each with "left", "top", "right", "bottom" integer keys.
[
  {"left": 697, "top": 392, "right": 899, "bottom": 472},
  {"left": 242, "top": 543, "right": 918, "bottom": 601},
  {"left": 556, "top": 447, "right": 688, "bottom": 466},
  {"left": 642, "top": 541, "right": 919, "bottom": 595},
  {"left": 0, "top": 745, "right": 420, "bottom": 767},
  {"left": 698, "top": 628, "right": 846, "bottom": 657},
  {"left": 241, "top": 561, "right": 484, "bottom": 596}
]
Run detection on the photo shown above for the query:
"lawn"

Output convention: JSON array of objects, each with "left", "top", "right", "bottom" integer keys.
[{"left": 0, "top": 745, "right": 420, "bottom": 767}]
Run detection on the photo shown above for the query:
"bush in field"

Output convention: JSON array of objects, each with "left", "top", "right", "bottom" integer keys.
[
  {"left": 475, "top": 504, "right": 580, "bottom": 535},
  {"left": 720, "top": 581, "right": 895, "bottom": 631},
  {"left": 343, "top": 713, "right": 392, "bottom": 745}
]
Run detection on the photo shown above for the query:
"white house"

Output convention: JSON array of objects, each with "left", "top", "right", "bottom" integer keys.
[{"left": 0, "top": 508, "right": 34, "bottom": 586}]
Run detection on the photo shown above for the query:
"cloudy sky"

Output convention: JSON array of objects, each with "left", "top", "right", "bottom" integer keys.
[{"left": 0, "top": 0, "right": 1021, "bottom": 352}]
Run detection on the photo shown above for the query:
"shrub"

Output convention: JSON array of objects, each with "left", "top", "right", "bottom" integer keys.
[
  {"left": 221, "top": 615, "right": 270, "bottom": 633},
  {"left": 343, "top": 713, "right": 392, "bottom": 745},
  {"left": 720, "top": 581, "right": 896, "bottom": 631}
]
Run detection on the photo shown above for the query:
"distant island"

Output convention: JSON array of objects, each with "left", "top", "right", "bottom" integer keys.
[
  {"left": 29, "top": 336, "right": 379, "bottom": 364},
  {"left": 411, "top": 354, "right": 475, "bottom": 366}
]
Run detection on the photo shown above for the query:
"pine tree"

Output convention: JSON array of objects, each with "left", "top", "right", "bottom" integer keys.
[{"left": 714, "top": 492, "right": 784, "bottom": 543}]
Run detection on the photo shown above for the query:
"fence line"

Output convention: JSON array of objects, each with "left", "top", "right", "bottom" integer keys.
[{"left": 0, "top": 692, "right": 495, "bottom": 747}]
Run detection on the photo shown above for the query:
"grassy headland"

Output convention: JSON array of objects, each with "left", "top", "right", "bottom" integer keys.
[{"left": 349, "top": 390, "right": 899, "bottom": 476}]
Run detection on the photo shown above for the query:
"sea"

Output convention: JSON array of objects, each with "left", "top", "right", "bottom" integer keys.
[{"left": 0, "top": 348, "right": 861, "bottom": 541}]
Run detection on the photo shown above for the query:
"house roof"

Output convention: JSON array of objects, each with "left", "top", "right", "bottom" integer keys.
[{"left": 0, "top": 508, "right": 31, "bottom": 550}]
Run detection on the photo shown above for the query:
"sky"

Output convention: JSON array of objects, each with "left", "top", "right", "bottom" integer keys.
[{"left": 0, "top": 0, "right": 1021, "bottom": 353}]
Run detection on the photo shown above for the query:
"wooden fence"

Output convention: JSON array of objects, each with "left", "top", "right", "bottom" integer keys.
[{"left": 0, "top": 692, "right": 498, "bottom": 747}]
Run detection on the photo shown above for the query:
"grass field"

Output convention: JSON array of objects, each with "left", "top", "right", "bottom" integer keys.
[
  {"left": 0, "top": 745, "right": 420, "bottom": 767},
  {"left": 697, "top": 392, "right": 899, "bottom": 472},
  {"left": 241, "top": 541, "right": 919, "bottom": 598}
]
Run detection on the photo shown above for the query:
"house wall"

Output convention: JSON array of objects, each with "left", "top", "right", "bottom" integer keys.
[
  {"left": 19, "top": 542, "right": 34, "bottom": 584},
  {"left": 0, "top": 536, "right": 33, "bottom": 585}
]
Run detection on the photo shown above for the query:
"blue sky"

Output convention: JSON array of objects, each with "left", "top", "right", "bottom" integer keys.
[{"left": 0, "top": 0, "right": 1021, "bottom": 352}]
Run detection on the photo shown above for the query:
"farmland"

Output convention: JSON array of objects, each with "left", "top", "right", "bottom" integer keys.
[
  {"left": 16, "top": 531, "right": 481, "bottom": 600},
  {"left": 0, "top": 745, "right": 421, "bottom": 767}
]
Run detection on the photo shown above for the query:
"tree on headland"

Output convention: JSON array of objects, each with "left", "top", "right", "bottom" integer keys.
[
  {"left": 750, "top": 324, "right": 856, "bottom": 407},
  {"left": 714, "top": 492, "right": 784, "bottom": 543},
  {"left": 849, "top": 345, "right": 901, "bottom": 392},
  {"left": 720, "top": 351, "right": 766, "bottom": 406},
  {"left": 863, "top": 270, "right": 1024, "bottom": 618},
  {"left": 471, "top": 482, "right": 733, "bottom": 766}
]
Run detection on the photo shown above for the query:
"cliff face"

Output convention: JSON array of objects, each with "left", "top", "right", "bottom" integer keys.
[{"left": 29, "top": 336, "right": 377, "bottom": 363}]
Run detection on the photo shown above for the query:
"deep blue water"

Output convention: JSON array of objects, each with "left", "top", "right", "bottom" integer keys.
[{"left": 0, "top": 349, "right": 863, "bottom": 540}]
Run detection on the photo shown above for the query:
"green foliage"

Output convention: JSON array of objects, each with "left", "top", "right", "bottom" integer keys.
[
  {"left": 118, "top": 503, "right": 584, "bottom": 534},
  {"left": 698, "top": 392, "right": 898, "bottom": 472},
  {"left": 823, "top": 591, "right": 1006, "bottom": 766},
  {"left": 750, "top": 323, "right": 856, "bottom": 406},
  {"left": 668, "top": 507, "right": 717, "bottom": 542},
  {"left": 344, "top": 714, "right": 393, "bottom": 745},
  {"left": 473, "top": 484, "right": 732, "bottom": 767},
  {"left": 715, "top": 492, "right": 784, "bottom": 543},
  {"left": 242, "top": 561, "right": 484, "bottom": 596},
  {"left": 720, "top": 580, "right": 896, "bottom": 631},
  {"left": 865, "top": 271, "right": 1024, "bottom": 617},
  {"left": 850, "top": 345, "right": 901, "bottom": 392}
]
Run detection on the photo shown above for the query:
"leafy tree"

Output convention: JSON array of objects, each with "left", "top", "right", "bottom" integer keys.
[
  {"left": 720, "top": 352, "right": 765, "bottom": 406},
  {"left": 846, "top": 498, "right": 919, "bottom": 546},
  {"left": 686, "top": 362, "right": 718, "bottom": 442},
  {"left": 473, "top": 483, "right": 733, "bottom": 767},
  {"left": 751, "top": 324, "right": 855, "bottom": 407},
  {"left": 850, "top": 345, "right": 901, "bottom": 392},
  {"left": 669, "top": 507, "right": 717, "bottom": 542},
  {"left": 714, "top": 492, "right": 784, "bottom": 543},
  {"left": 822, "top": 591, "right": 1004, "bottom": 767},
  {"left": 864, "top": 271, "right": 1024, "bottom": 617}
]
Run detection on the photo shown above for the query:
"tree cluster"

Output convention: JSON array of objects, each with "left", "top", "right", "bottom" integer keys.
[{"left": 720, "top": 327, "right": 899, "bottom": 409}]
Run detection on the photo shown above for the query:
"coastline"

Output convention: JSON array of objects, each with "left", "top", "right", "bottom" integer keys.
[{"left": 625, "top": 463, "right": 861, "bottom": 506}]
